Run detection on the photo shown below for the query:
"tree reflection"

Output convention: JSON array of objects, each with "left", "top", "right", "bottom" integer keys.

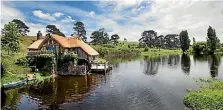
[
  {"left": 209, "top": 55, "right": 221, "bottom": 78},
  {"left": 167, "top": 55, "right": 180, "bottom": 67},
  {"left": 181, "top": 54, "right": 191, "bottom": 75},
  {"left": 143, "top": 56, "right": 160, "bottom": 76}
]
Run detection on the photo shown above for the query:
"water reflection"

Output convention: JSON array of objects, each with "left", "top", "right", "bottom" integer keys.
[
  {"left": 143, "top": 55, "right": 181, "bottom": 76},
  {"left": 143, "top": 56, "right": 160, "bottom": 76},
  {"left": 3, "top": 55, "right": 223, "bottom": 110},
  {"left": 181, "top": 54, "right": 191, "bottom": 75},
  {"left": 168, "top": 55, "right": 180, "bottom": 67},
  {"left": 193, "top": 55, "right": 221, "bottom": 78},
  {"left": 3, "top": 74, "right": 105, "bottom": 109},
  {"left": 209, "top": 55, "right": 221, "bottom": 78}
]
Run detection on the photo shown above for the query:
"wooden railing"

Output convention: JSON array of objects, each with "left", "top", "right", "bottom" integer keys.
[{"left": 27, "top": 50, "right": 54, "bottom": 56}]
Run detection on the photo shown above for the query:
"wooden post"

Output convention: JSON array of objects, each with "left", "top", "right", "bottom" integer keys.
[{"left": 104, "top": 62, "right": 106, "bottom": 72}]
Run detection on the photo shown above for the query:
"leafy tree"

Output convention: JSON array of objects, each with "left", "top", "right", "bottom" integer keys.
[
  {"left": 73, "top": 21, "right": 87, "bottom": 42},
  {"left": 11, "top": 19, "right": 29, "bottom": 36},
  {"left": 90, "top": 31, "right": 100, "bottom": 44},
  {"left": 124, "top": 38, "right": 127, "bottom": 42},
  {"left": 192, "top": 42, "right": 208, "bottom": 55},
  {"left": 179, "top": 30, "right": 190, "bottom": 53},
  {"left": 193, "top": 37, "right": 196, "bottom": 45},
  {"left": 139, "top": 30, "right": 157, "bottom": 47},
  {"left": 110, "top": 34, "right": 120, "bottom": 44},
  {"left": 165, "top": 34, "right": 179, "bottom": 49},
  {"left": 1, "top": 22, "right": 21, "bottom": 54},
  {"left": 207, "top": 26, "right": 219, "bottom": 54},
  {"left": 46, "top": 25, "right": 65, "bottom": 37},
  {"left": 90, "top": 28, "right": 109, "bottom": 44}
]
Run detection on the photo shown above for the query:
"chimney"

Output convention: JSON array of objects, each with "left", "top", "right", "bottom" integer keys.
[{"left": 37, "top": 31, "right": 42, "bottom": 40}]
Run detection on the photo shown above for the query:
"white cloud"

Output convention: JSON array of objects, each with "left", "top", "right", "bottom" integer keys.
[
  {"left": 94, "top": 0, "right": 223, "bottom": 42},
  {"left": 33, "top": 10, "right": 56, "bottom": 21},
  {"left": 53, "top": 12, "right": 64, "bottom": 17},
  {"left": 61, "top": 16, "right": 75, "bottom": 23},
  {"left": 2, "top": 1, "right": 223, "bottom": 43},
  {"left": 1, "top": 3, "right": 25, "bottom": 29},
  {"left": 89, "top": 11, "right": 95, "bottom": 17}
]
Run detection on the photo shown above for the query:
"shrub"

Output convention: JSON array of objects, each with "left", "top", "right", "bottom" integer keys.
[
  {"left": 15, "top": 57, "right": 28, "bottom": 66},
  {"left": 144, "top": 46, "right": 149, "bottom": 51}
]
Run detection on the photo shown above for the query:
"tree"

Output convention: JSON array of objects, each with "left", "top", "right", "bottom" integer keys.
[
  {"left": 179, "top": 30, "right": 190, "bottom": 53},
  {"left": 1, "top": 22, "right": 21, "bottom": 54},
  {"left": 165, "top": 34, "right": 179, "bottom": 49},
  {"left": 193, "top": 37, "right": 196, "bottom": 45},
  {"left": 207, "top": 26, "right": 219, "bottom": 54},
  {"left": 90, "top": 28, "right": 109, "bottom": 44},
  {"left": 139, "top": 30, "right": 157, "bottom": 47},
  {"left": 124, "top": 38, "right": 127, "bottom": 42},
  {"left": 73, "top": 21, "right": 87, "bottom": 42},
  {"left": 46, "top": 25, "right": 65, "bottom": 37},
  {"left": 90, "top": 31, "right": 101, "bottom": 44},
  {"left": 110, "top": 34, "right": 120, "bottom": 44},
  {"left": 11, "top": 19, "right": 29, "bottom": 36}
]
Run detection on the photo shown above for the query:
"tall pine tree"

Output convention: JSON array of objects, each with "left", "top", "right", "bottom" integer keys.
[
  {"left": 73, "top": 21, "right": 87, "bottom": 42},
  {"left": 179, "top": 30, "right": 190, "bottom": 53}
]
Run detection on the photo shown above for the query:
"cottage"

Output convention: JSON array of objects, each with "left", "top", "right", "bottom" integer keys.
[{"left": 27, "top": 34, "right": 99, "bottom": 62}]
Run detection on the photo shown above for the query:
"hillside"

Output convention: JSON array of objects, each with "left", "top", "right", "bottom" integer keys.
[{"left": 1, "top": 36, "right": 36, "bottom": 84}]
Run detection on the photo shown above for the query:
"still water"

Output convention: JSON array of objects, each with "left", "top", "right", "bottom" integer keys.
[{"left": 2, "top": 55, "right": 223, "bottom": 110}]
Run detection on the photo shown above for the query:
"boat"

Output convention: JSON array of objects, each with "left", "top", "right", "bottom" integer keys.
[{"left": 3, "top": 79, "right": 27, "bottom": 89}]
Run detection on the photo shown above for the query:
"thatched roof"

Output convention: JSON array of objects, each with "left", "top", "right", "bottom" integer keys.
[
  {"left": 28, "top": 34, "right": 99, "bottom": 56},
  {"left": 27, "top": 39, "right": 45, "bottom": 50}
]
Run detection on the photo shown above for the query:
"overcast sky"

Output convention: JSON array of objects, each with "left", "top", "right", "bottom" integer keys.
[{"left": 1, "top": 0, "right": 223, "bottom": 42}]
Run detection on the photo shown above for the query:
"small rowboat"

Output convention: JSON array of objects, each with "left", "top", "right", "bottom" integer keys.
[{"left": 3, "top": 79, "right": 27, "bottom": 89}]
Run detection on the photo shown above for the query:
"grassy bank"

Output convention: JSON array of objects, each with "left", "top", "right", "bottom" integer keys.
[
  {"left": 184, "top": 79, "right": 223, "bottom": 110},
  {"left": 91, "top": 41, "right": 182, "bottom": 57},
  {"left": 1, "top": 36, "right": 36, "bottom": 84},
  {"left": 141, "top": 48, "right": 181, "bottom": 56},
  {"left": 1, "top": 36, "right": 52, "bottom": 85}
]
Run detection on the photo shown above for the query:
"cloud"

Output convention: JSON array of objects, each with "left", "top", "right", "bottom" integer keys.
[
  {"left": 1, "top": 2, "right": 25, "bottom": 29},
  {"left": 53, "top": 12, "right": 64, "bottom": 17},
  {"left": 33, "top": 10, "right": 56, "bottom": 21},
  {"left": 61, "top": 16, "right": 75, "bottom": 23},
  {"left": 89, "top": 11, "right": 95, "bottom": 17},
  {"left": 94, "top": 0, "right": 223, "bottom": 42},
  {"left": 2, "top": 1, "right": 223, "bottom": 43}
]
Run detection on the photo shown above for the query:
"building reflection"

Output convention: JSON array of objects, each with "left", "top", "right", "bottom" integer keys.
[{"left": 25, "top": 74, "right": 105, "bottom": 108}]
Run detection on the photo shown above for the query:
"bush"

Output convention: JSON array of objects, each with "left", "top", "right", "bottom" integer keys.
[
  {"left": 144, "top": 46, "right": 149, "bottom": 51},
  {"left": 192, "top": 42, "right": 209, "bottom": 55},
  {"left": 15, "top": 57, "right": 28, "bottom": 66}
]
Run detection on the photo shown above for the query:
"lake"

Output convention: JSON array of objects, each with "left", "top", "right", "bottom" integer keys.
[{"left": 2, "top": 54, "right": 223, "bottom": 110}]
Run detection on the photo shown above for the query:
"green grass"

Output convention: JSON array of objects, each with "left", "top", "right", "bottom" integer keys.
[
  {"left": 184, "top": 80, "right": 223, "bottom": 110},
  {"left": 95, "top": 58, "right": 107, "bottom": 63},
  {"left": 1, "top": 36, "right": 36, "bottom": 84},
  {"left": 141, "top": 48, "right": 182, "bottom": 56},
  {"left": 35, "top": 72, "right": 52, "bottom": 81}
]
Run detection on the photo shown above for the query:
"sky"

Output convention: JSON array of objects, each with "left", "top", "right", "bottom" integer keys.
[{"left": 1, "top": 0, "right": 223, "bottom": 42}]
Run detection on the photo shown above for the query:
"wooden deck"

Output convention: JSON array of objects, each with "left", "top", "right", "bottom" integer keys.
[
  {"left": 90, "top": 62, "right": 112, "bottom": 72},
  {"left": 27, "top": 50, "right": 53, "bottom": 56}
]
